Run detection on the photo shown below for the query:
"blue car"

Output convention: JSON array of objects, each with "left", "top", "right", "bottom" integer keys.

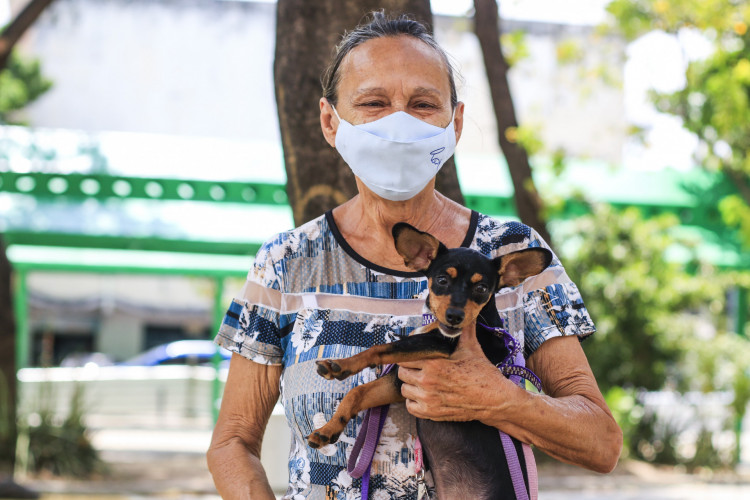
[{"left": 121, "top": 340, "right": 231, "bottom": 366}]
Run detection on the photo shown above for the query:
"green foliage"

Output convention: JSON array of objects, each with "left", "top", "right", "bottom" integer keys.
[
  {"left": 603, "top": 386, "right": 642, "bottom": 455},
  {"left": 500, "top": 30, "right": 529, "bottom": 67},
  {"left": 563, "top": 205, "right": 750, "bottom": 467},
  {"left": 630, "top": 406, "right": 735, "bottom": 470},
  {"left": 505, "top": 123, "right": 543, "bottom": 156},
  {"left": 606, "top": 0, "right": 750, "bottom": 245},
  {"left": 0, "top": 51, "right": 53, "bottom": 125},
  {"left": 556, "top": 38, "right": 584, "bottom": 64},
  {"left": 720, "top": 195, "right": 750, "bottom": 247},
  {"left": 562, "top": 204, "right": 721, "bottom": 391},
  {"left": 18, "top": 384, "right": 104, "bottom": 477}
]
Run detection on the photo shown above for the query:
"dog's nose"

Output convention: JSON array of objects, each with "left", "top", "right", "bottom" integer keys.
[{"left": 445, "top": 308, "right": 464, "bottom": 326}]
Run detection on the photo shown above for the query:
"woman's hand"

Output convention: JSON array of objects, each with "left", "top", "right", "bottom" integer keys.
[
  {"left": 397, "top": 325, "right": 623, "bottom": 473},
  {"left": 397, "top": 322, "right": 516, "bottom": 422}
]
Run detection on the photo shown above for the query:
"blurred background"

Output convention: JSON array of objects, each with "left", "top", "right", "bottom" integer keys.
[{"left": 0, "top": 0, "right": 749, "bottom": 498}]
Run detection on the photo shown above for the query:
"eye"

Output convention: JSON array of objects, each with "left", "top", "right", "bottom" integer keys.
[
  {"left": 413, "top": 101, "right": 437, "bottom": 109},
  {"left": 474, "top": 283, "right": 489, "bottom": 294},
  {"left": 435, "top": 276, "right": 449, "bottom": 286}
]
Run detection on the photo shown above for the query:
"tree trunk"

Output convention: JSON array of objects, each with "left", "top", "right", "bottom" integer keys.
[
  {"left": 274, "top": 0, "right": 464, "bottom": 226},
  {"left": 0, "top": 237, "right": 17, "bottom": 478},
  {"left": 473, "top": 0, "right": 553, "bottom": 246},
  {"left": 0, "top": 0, "right": 57, "bottom": 71}
]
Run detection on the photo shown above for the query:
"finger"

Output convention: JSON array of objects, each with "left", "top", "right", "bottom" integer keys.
[
  {"left": 400, "top": 381, "right": 424, "bottom": 401},
  {"left": 397, "top": 365, "right": 419, "bottom": 384},
  {"left": 397, "top": 360, "right": 424, "bottom": 370},
  {"left": 404, "top": 398, "right": 425, "bottom": 418},
  {"left": 405, "top": 398, "right": 453, "bottom": 421}
]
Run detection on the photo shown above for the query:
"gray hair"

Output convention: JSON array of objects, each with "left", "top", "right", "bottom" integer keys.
[{"left": 321, "top": 11, "right": 459, "bottom": 108}]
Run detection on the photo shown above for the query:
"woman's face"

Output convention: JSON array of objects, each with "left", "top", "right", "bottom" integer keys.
[{"left": 321, "top": 35, "right": 464, "bottom": 146}]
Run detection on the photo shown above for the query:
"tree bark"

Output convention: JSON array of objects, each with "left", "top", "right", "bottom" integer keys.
[
  {"left": 473, "top": 0, "right": 553, "bottom": 245},
  {"left": 0, "top": 0, "right": 56, "bottom": 71},
  {"left": 274, "top": 0, "right": 464, "bottom": 226}
]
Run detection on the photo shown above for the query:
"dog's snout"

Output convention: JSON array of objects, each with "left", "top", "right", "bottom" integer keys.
[{"left": 445, "top": 308, "right": 465, "bottom": 326}]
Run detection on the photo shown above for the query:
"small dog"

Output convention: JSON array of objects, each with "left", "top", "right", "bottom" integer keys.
[{"left": 308, "top": 222, "right": 552, "bottom": 499}]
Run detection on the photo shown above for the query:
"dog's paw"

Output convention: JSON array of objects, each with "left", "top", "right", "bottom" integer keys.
[
  {"left": 307, "top": 429, "right": 341, "bottom": 448},
  {"left": 316, "top": 359, "right": 352, "bottom": 380}
]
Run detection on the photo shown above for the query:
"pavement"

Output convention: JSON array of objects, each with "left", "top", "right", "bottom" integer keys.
[{"left": 9, "top": 427, "right": 750, "bottom": 499}]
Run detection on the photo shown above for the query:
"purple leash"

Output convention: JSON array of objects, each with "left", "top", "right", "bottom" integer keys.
[
  {"left": 347, "top": 363, "right": 395, "bottom": 499},
  {"left": 480, "top": 321, "right": 541, "bottom": 500}
]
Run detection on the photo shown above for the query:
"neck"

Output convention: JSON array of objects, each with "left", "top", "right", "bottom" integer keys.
[
  {"left": 336, "top": 180, "right": 460, "bottom": 235},
  {"left": 331, "top": 181, "right": 471, "bottom": 270},
  {"left": 360, "top": 187, "right": 446, "bottom": 230}
]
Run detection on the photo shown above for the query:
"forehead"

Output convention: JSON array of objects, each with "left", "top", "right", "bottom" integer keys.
[
  {"left": 432, "top": 249, "right": 496, "bottom": 281},
  {"left": 337, "top": 35, "right": 451, "bottom": 99}
]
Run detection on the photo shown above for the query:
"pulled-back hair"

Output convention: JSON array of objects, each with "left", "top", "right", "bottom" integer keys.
[{"left": 321, "top": 11, "right": 459, "bottom": 108}]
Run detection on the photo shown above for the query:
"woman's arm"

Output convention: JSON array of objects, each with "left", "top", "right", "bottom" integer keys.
[
  {"left": 398, "top": 328, "right": 622, "bottom": 473},
  {"left": 207, "top": 353, "right": 283, "bottom": 499}
]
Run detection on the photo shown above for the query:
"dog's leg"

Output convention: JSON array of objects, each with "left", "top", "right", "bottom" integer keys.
[
  {"left": 307, "top": 370, "right": 404, "bottom": 448},
  {"left": 316, "top": 326, "right": 455, "bottom": 381}
]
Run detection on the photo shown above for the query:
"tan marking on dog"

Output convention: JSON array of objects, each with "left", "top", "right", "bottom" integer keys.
[
  {"left": 470, "top": 273, "right": 484, "bottom": 283},
  {"left": 446, "top": 267, "right": 458, "bottom": 278},
  {"left": 462, "top": 299, "right": 487, "bottom": 328},
  {"left": 432, "top": 294, "right": 491, "bottom": 331},
  {"left": 430, "top": 294, "right": 452, "bottom": 326}
]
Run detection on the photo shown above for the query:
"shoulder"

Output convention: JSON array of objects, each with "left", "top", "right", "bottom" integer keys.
[
  {"left": 473, "top": 212, "right": 550, "bottom": 257},
  {"left": 250, "top": 214, "right": 331, "bottom": 288},
  {"left": 255, "top": 214, "right": 330, "bottom": 263}
]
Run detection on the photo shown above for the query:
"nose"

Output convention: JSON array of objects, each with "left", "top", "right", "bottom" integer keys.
[{"left": 445, "top": 307, "right": 465, "bottom": 326}]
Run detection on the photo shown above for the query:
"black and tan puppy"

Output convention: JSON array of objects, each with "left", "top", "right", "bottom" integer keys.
[{"left": 308, "top": 222, "right": 552, "bottom": 499}]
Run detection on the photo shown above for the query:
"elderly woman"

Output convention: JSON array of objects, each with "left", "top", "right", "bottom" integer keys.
[{"left": 207, "top": 12, "right": 622, "bottom": 500}]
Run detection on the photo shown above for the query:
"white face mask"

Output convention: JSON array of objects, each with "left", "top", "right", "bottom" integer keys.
[{"left": 332, "top": 106, "right": 457, "bottom": 201}]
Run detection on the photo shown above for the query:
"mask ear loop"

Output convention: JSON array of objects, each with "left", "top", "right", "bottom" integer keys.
[
  {"left": 448, "top": 106, "right": 457, "bottom": 130},
  {"left": 329, "top": 102, "right": 343, "bottom": 122}
]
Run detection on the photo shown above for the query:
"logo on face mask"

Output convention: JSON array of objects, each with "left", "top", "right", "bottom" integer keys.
[{"left": 429, "top": 147, "right": 445, "bottom": 166}]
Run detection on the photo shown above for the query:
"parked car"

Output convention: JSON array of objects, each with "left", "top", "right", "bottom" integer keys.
[{"left": 120, "top": 340, "right": 231, "bottom": 366}]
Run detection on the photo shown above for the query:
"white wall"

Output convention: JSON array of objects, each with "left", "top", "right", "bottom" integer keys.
[
  {"left": 13, "top": 0, "right": 279, "bottom": 142},
  {"left": 11, "top": 0, "right": 626, "bottom": 162}
]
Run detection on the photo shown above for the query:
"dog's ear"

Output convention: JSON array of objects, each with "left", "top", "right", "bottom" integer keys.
[
  {"left": 392, "top": 222, "right": 446, "bottom": 272},
  {"left": 493, "top": 247, "right": 553, "bottom": 290}
]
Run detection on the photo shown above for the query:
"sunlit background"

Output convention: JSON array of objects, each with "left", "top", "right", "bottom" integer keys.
[{"left": 1, "top": 0, "right": 749, "bottom": 498}]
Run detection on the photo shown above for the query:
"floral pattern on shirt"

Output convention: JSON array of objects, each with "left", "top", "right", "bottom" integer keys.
[{"left": 216, "top": 211, "right": 595, "bottom": 499}]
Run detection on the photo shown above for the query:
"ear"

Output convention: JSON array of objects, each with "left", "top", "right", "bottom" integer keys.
[
  {"left": 453, "top": 101, "right": 465, "bottom": 144},
  {"left": 493, "top": 248, "right": 553, "bottom": 290},
  {"left": 320, "top": 97, "right": 338, "bottom": 148},
  {"left": 392, "top": 223, "right": 445, "bottom": 272}
]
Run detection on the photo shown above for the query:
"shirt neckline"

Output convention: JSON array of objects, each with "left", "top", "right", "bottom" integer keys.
[{"left": 325, "top": 209, "right": 479, "bottom": 278}]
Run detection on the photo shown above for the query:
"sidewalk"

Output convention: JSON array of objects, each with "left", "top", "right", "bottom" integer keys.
[{"left": 13, "top": 427, "right": 750, "bottom": 499}]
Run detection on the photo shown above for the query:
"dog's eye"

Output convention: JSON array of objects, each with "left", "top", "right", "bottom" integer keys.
[
  {"left": 436, "top": 276, "right": 449, "bottom": 286},
  {"left": 474, "top": 283, "right": 489, "bottom": 294}
]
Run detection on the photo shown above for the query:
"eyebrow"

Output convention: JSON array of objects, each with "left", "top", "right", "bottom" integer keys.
[
  {"left": 351, "top": 87, "right": 389, "bottom": 98},
  {"left": 412, "top": 87, "right": 444, "bottom": 98},
  {"left": 351, "top": 86, "right": 445, "bottom": 99}
]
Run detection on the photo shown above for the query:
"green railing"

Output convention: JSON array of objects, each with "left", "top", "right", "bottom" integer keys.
[
  {"left": 3, "top": 168, "right": 748, "bottom": 422},
  {"left": 0, "top": 170, "right": 289, "bottom": 205}
]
